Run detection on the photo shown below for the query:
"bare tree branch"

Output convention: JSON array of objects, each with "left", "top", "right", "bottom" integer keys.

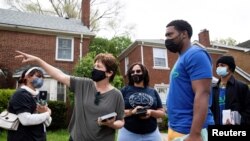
[
  {"left": 35, "top": 0, "right": 43, "bottom": 14},
  {"left": 4, "top": 0, "right": 133, "bottom": 38}
]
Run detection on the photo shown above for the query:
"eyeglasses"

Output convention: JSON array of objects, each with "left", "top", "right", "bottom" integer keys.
[
  {"left": 94, "top": 92, "right": 101, "bottom": 105},
  {"left": 131, "top": 69, "right": 142, "bottom": 74}
]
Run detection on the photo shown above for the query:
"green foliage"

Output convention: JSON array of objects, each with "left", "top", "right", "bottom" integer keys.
[
  {"left": 73, "top": 52, "right": 125, "bottom": 89},
  {"left": 46, "top": 129, "right": 69, "bottom": 141},
  {"left": 0, "top": 89, "right": 68, "bottom": 131},
  {"left": 47, "top": 101, "right": 68, "bottom": 130},
  {"left": 0, "top": 89, "right": 15, "bottom": 112},
  {"left": 73, "top": 54, "right": 125, "bottom": 89},
  {"left": 66, "top": 89, "right": 75, "bottom": 106},
  {"left": 64, "top": 89, "right": 74, "bottom": 125},
  {"left": 158, "top": 114, "right": 168, "bottom": 131},
  {"left": 0, "top": 129, "right": 69, "bottom": 141},
  {"left": 89, "top": 37, "right": 110, "bottom": 55},
  {"left": 109, "top": 36, "right": 132, "bottom": 57},
  {"left": 74, "top": 52, "right": 96, "bottom": 77},
  {"left": 89, "top": 36, "right": 132, "bottom": 57},
  {"left": 0, "top": 129, "right": 6, "bottom": 140},
  {"left": 111, "top": 75, "right": 124, "bottom": 90},
  {"left": 73, "top": 36, "right": 130, "bottom": 89}
]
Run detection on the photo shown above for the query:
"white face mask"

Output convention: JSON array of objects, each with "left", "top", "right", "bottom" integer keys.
[{"left": 216, "top": 67, "right": 229, "bottom": 77}]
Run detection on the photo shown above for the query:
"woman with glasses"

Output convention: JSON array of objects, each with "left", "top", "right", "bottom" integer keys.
[
  {"left": 117, "top": 62, "right": 165, "bottom": 141},
  {"left": 7, "top": 67, "right": 52, "bottom": 141},
  {"left": 14, "top": 51, "right": 125, "bottom": 141}
]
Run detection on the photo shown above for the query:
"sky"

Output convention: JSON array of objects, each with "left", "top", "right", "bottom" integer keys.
[
  {"left": 1, "top": 0, "right": 250, "bottom": 43},
  {"left": 117, "top": 0, "right": 250, "bottom": 43}
]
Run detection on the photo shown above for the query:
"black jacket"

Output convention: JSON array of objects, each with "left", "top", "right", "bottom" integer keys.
[{"left": 211, "top": 75, "right": 250, "bottom": 125}]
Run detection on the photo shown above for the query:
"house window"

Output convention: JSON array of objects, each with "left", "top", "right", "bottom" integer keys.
[
  {"left": 125, "top": 57, "right": 129, "bottom": 75},
  {"left": 154, "top": 84, "right": 169, "bottom": 105},
  {"left": 56, "top": 37, "right": 74, "bottom": 61},
  {"left": 57, "top": 82, "right": 65, "bottom": 102},
  {"left": 153, "top": 48, "right": 168, "bottom": 68}
]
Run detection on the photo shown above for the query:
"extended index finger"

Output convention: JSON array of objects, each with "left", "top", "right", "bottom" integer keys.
[
  {"left": 15, "top": 55, "right": 24, "bottom": 59},
  {"left": 15, "top": 50, "right": 27, "bottom": 59},
  {"left": 15, "top": 50, "right": 26, "bottom": 55}
]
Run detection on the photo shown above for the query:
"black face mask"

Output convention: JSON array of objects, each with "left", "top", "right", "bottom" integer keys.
[
  {"left": 165, "top": 36, "right": 183, "bottom": 53},
  {"left": 91, "top": 68, "right": 106, "bottom": 82},
  {"left": 132, "top": 74, "right": 144, "bottom": 83}
]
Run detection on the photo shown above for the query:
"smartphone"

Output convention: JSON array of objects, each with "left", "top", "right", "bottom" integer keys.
[
  {"left": 38, "top": 91, "right": 47, "bottom": 105},
  {"left": 135, "top": 108, "right": 147, "bottom": 117},
  {"left": 39, "top": 91, "right": 47, "bottom": 100},
  {"left": 99, "top": 112, "right": 117, "bottom": 122}
]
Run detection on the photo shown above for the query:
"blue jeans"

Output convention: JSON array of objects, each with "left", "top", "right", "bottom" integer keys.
[{"left": 117, "top": 127, "right": 162, "bottom": 141}]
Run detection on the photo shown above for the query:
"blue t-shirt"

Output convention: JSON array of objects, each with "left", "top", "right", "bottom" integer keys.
[
  {"left": 167, "top": 45, "right": 214, "bottom": 134},
  {"left": 219, "top": 87, "right": 226, "bottom": 125},
  {"left": 121, "top": 85, "right": 163, "bottom": 134}
]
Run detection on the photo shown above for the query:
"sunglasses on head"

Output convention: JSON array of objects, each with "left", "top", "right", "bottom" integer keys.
[
  {"left": 94, "top": 92, "right": 101, "bottom": 105},
  {"left": 131, "top": 69, "right": 142, "bottom": 74}
]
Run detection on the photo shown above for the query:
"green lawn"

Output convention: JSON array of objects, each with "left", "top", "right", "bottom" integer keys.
[
  {"left": 0, "top": 129, "right": 69, "bottom": 141},
  {"left": 1, "top": 129, "right": 166, "bottom": 140},
  {"left": 47, "top": 129, "right": 69, "bottom": 141},
  {"left": 0, "top": 129, "right": 118, "bottom": 141},
  {"left": 0, "top": 130, "right": 6, "bottom": 140}
]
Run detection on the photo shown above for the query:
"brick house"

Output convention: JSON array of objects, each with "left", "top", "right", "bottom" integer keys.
[
  {"left": 118, "top": 29, "right": 249, "bottom": 105},
  {"left": 199, "top": 29, "right": 250, "bottom": 84},
  {"left": 0, "top": 0, "right": 95, "bottom": 101}
]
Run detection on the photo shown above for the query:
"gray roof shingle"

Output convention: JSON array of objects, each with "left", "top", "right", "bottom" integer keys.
[
  {"left": 237, "top": 40, "right": 250, "bottom": 48},
  {"left": 0, "top": 8, "right": 95, "bottom": 36}
]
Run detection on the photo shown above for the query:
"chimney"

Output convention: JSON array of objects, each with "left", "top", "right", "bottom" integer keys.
[
  {"left": 81, "top": 0, "right": 90, "bottom": 28},
  {"left": 198, "top": 29, "right": 210, "bottom": 47}
]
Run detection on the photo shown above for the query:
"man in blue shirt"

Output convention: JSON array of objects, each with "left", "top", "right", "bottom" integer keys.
[{"left": 165, "top": 19, "right": 214, "bottom": 141}]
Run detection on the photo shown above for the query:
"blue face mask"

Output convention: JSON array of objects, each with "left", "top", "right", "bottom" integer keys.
[
  {"left": 216, "top": 67, "right": 228, "bottom": 77},
  {"left": 32, "top": 78, "right": 44, "bottom": 88}
]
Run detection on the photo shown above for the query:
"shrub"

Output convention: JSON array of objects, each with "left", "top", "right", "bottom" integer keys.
[
  {"left": 158, "top": 114, "right": 168, "bottom": 131},
  {"left": 0, "top": 89, "right": 15, "bottom": 112},
  {"left": 47, "top": 101, "right": 68, "bottom": 130},
  {"left": 0, "top": 89, "right": 69, "bottom": 131}
]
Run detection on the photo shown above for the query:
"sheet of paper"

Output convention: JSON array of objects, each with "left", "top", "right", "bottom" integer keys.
[{"left": 222, "top": 109, "right": 231, "bottom": 125}]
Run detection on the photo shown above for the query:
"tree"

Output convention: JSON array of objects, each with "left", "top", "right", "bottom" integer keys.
[
  {"left": 73, "top": 51, "right": 124, "bottom": 89},
  {"left": 89, "top": 36, "right": 132, "bottom": 57},
  {"left": 4, "top": 0, "right": 133, "bottom": 37},
  {"left": 109, "top": 36, "right": 133, "bottom": 57},
  {"left": 112, "top": 74, "right": 124, "bottom": 89},
  {"left": 73, "top": 36, "right": 131, "bottom": 88},
  {"left": 212, "top": 37, "right": 237, "bottom": 46},
  {"left": 74, "top": 51, "right": 95, "bottom": 78}
]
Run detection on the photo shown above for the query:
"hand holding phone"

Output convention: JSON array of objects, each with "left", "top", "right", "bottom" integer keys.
[
  {"left": 135, "top": 108, "right": 147, "bottom": 117},
  {"left": 99, "top": 112, "right": 117, "bottom": 122},
  {"left": 37, "top": 91, "right": 47, "bottom": 106}
]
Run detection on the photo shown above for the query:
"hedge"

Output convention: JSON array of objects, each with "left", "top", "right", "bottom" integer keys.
[
  {"left": 0, "top": 89, "right": 15, "bottom": 112},
  {"left": 0, "top": 89, "right": 70, "bottom": 131}
]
